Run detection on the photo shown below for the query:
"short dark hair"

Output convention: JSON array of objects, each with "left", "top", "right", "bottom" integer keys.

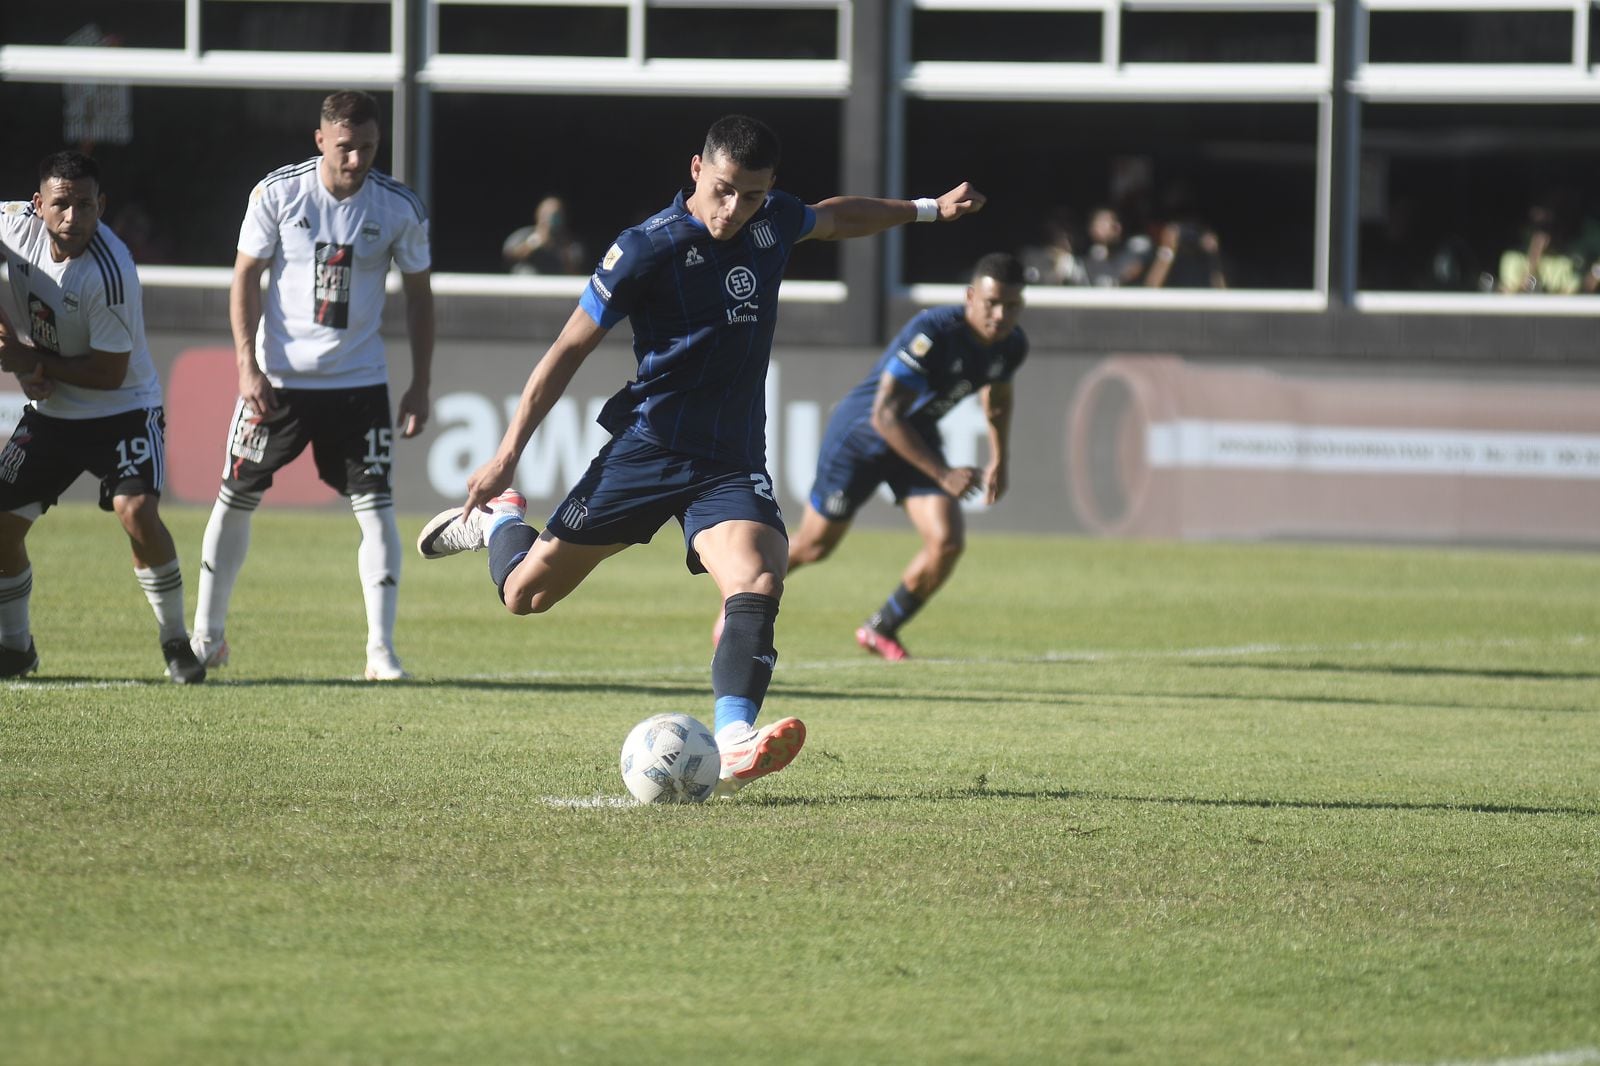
[
  {"left": 703, "top": 114, "right": 781, "bottom": 173},
  {"left": 321, "top": 90, "right": 381, "bottom": 128},
  {"left": 972, "top": 251, "right": 1026, "bottom": 287},
  {"left": 38, "top": 150, "right": 100, "bottom": 188}
]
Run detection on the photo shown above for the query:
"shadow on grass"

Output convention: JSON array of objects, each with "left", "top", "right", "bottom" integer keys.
[
  {"left": 1191, "top": 660, "right": 1600, "bottom": 684},
  {"left": 16, "top": 673, "right": 1593, "bottom": 717},
  {"left": 743, "top": 786, "right": 1600, "bottom": 818}
]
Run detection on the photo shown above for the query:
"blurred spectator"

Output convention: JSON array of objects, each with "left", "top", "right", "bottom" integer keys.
[
  {"left": 502, "top": 195, "right": 587, "bottom": 275},
  {"left": 1019, "top": 208, "right": 1087, "bottom": 285},
  {"left": 1496, "top": 198, "right": 1600, "bottom": 294},
  {"left": 1145, "top": 220, "right": 1228, "bottom": 289},
  {"left": 111, "top": 202, "right": 173, "bottom": 265},
  {"left": 1081, "top": 206, "right": 1151, "bottom": 287}
]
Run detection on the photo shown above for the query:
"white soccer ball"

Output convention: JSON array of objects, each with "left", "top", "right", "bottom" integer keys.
[{"left": 619, "top": 713, "right": 721, "bottom": 805}]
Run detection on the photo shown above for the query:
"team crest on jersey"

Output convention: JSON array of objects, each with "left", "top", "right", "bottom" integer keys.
[
  {"left": 361, "top": 221, "right": 381, "bottom": 240},
  {"left": 909, "top": 333, "right": 933, "bottom": 357},
  {"left": 559, "top": 497, "right": 589, "bottom": 530},
  {"left": 602, "top": 243, "right": 624, "bottom": 271},
  {"left": 750, "top": 220, "right": 776, "bottom": 249},
  {"left": 61, "top": 293, "right": 79, "bottom": 313}
]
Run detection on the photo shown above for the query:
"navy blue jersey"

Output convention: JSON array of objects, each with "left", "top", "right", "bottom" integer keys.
[
  {"left": 823, "top": 305, "right": 1029, "bottom": 458},
  {"left": 579, "top": 189, "right": 815, "bottom": 467}
]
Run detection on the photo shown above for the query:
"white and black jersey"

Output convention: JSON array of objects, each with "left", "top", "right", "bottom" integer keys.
[
  {"left": 0, "top": 201, "right": 162, "bottom": 420},
  {"left": 238, "top": 159, "right": 430, "bottom": 390}
]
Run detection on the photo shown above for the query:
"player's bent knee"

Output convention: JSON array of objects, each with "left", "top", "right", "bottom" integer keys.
[{"left": 791, "top": 539, "right": 833, "bottom": 566}]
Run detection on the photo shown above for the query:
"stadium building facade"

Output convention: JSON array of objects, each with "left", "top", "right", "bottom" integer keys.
[{"left": 3, "top": 1, "right": 1599, "bottom": 542}]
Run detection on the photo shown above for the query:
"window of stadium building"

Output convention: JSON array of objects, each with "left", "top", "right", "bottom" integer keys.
[
  {"left": 0, "top": 85, "right": 396, "bottom": 270},
  {"left": 427, "top": 94, "right": 844, "bottom": 279},
  {"left": 1358, "top": 106, "right": 1600, "bottom": 295},
  {"left": 901, "top": 100, "right": 1319, "bottom": 291}
]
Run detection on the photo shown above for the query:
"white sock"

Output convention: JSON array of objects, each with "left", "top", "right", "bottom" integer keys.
[
  {"left": 352, "top": 495, "right": 400, "bottom": 656},
  {"left": 134, "top": 558, "right": 187, "bottom": 643},
  {"left": 0, "top": 567, "right": 31, "bottom": 651},
  {"left": 716, "top": 721, "right": 756, "bottom": 746},
  {"left": 193, "top": 489, "right": 258, "bottom": 643}
]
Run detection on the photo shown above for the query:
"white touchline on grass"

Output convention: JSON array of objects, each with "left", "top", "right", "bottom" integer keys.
[
  {"left": 1368, "top": 1047, "right": 1600, "bottom": 1066},
  {"left": 539, "top": 795, "right": 637, "bottom": 809}
]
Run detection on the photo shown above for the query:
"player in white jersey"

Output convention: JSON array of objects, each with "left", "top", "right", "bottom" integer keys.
[
  {"left": 0, "top": 151, "right": 206, "bottom": 682},
  {"left": 191, "top": 90, "right": 433, "bottom": 681}
]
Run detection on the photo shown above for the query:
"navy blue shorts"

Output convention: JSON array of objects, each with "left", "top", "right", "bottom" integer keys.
[
  {"left": 807, "top": 434, "right": 943, "bottom": 522},
  {"left": 545, "top": 434, "right": 786, "bottom": 574}
]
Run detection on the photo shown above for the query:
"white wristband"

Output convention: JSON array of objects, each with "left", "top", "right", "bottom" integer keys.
[{"left": 913, "top": 197, "right": 939, "bottom": 223}]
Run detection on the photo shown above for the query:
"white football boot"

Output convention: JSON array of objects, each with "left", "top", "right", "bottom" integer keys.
[
  {"left": 713, "top": 716, "right": 807, "bottom": 797},
  {"left": 417, "top": 490, "right": 527, "bottom": 559}
]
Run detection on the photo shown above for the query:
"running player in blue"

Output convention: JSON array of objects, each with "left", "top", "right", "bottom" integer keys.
[
  {"left": 787, "top": 252, "right": 1028, "bottom": 661},
  {"left": 418, "top": 114, "right": 985, "bottom": 795}
]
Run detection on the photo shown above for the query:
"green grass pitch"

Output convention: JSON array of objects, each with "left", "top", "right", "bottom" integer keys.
[{"left": 3, "top": 503, "right": 1598, "bottom": 1065}]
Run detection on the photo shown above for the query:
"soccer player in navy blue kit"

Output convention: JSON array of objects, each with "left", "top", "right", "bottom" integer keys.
[
  {"left": 418, "top": 114, "right": 985, "bottom": 795},
  {"left": 787, "top": 253, "right": 1028, "bottom": 661}
]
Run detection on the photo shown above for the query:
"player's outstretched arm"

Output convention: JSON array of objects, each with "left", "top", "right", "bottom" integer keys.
[
  {"left": 805, "top": 182, "right": 986, "bottom": 242},
  {"left": 464, "top": 305, "right": 609, "bottom": 513}
]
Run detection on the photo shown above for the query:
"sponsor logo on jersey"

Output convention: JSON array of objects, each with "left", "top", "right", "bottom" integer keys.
[
  {"left": 750, "top": 220, "right": 776, "bottom": 249},
  {"left": 27, "top": 296, "right": 59, "bottom": 354},
  {"left": 313, "top": 242, "right": 353, "bottom": 329},
  {"left": 726, "top": 300, "right": 760, "bottom": 325},
  {"left": 0, "top": 435, "right": 29, "bottom": 484},
  {"left": 10, "top": 259, "right": 27, "bottom": 277},
  {"left": 230, "top": 414, "right": 270, "bottom": 464},
  {"left": 684, "top": 246, "right": 705, "bottom": 267},
  {"left": 361, "top": 221, "right": 381, "bottom": 240},
  {"left": 602, "top": 243, "right": 624, "bottom": 271},
  {"left": 724, "top": 266, "right": 757, "bottom": 301},
  {"left": 950, "top": 358, "right": 964, "bottom": 374},
  {"left": 2, "top": 202, "right": 28, "bottom": 216},
  {"left": 646, "top": 212, "right": 683, "bottom": 232},
  {"left": 590, "top": 275, "right": 612, "bottom": 301},
  {"left": 989, "top": 358, "right": 1006, "bottom": 378}
]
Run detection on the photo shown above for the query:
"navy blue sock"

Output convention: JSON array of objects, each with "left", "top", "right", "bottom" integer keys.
[
  {"left": 711, "top": 592, "right": 779, "bottom": 725},
  {"left": 488, "top": 520, "right": 538, "bottom": 601},
  {"left": 867, "top": 584, "right": 923, "bottom": 636}
]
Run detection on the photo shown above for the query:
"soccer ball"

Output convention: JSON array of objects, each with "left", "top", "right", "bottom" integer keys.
[{"left": 619, "top": 713, "right": 721, "bottom": 805}]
